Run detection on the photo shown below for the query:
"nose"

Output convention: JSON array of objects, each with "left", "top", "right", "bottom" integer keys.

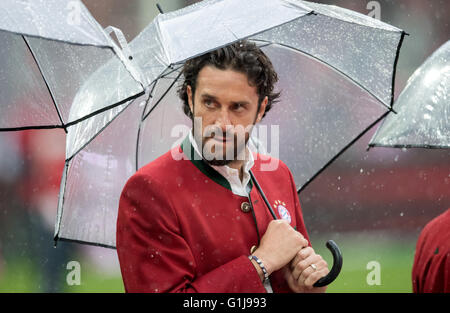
[{"left": 214, "top": 108, "right": 232, "bottom": 133}]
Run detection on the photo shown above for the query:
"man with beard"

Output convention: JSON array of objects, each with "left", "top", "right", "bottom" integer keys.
[{"left": 116, "top": 40, "right": 329, "bottom": 293}]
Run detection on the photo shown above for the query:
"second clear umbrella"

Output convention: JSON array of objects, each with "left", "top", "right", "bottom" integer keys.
[
  {"left": 369, "top": 40, "right": 450, "bottom": 149},
  {"left": 0, "top": 0, "right": 145, "bottom": 132}
]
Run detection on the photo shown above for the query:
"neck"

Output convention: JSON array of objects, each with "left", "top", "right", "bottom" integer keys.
[
  {"left": 227, "top": 159, "right": 244, "bottom": 180},
  {"left": 227, "top": 147, "right": 248, "bottom": 181}
]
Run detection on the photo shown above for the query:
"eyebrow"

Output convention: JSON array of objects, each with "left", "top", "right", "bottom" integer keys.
[
  {"left": 200, "top": 93, "right": 250, "bottom": 106},
  {"left": 200, "top": 93, "right": 218, "bottom": 101}
]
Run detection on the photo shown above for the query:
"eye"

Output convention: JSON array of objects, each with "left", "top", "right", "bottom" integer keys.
[
  {"left": 203, "top": 99, "right": 214, "bottom": 108},
  {"left": 232, "top": 103, "right": 245, "bottom": 112}
]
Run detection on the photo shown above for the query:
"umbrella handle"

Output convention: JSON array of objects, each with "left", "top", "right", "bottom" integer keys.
[{"left": 312, "top": 240, "right": 343, "bottom": 287}]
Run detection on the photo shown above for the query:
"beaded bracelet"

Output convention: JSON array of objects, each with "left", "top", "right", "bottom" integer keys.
[{"left": 248, "top": 255, "right": 269, "bottom": 283}]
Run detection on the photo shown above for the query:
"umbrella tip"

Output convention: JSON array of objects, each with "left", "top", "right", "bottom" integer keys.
[{"left": 156, "top": 3, "right": 164, "bottom": 14}]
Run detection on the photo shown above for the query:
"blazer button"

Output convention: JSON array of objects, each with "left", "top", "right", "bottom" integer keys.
[{"left": 241, "top": 201, "right": 251, "bottom": 213}]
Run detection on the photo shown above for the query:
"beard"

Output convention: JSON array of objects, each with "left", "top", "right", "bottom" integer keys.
[
  {"left": 193, "top": 125, "right": 251, "bottom": 166},
  {"left": 203, "top": 131, "right": 250, "bottom": 166}
]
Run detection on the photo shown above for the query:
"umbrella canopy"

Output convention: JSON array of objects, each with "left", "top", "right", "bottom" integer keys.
[
  {"left": 0, "top": 0, "right": 144, "bottom": 132},
  {"left": 55, "top": 0, "right": 405, "bottom": 248},
  {"left": 369, "top": 40, "right": 450, "bottom": 149}
]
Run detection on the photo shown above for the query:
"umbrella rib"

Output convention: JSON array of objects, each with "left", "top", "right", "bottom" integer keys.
[
  {"left": 140, "top": 80, "right": 158, "bottom": 123},
  {"left": 142, "top": 70, "right": 183, "bottom": 122},
  {"left": 368, "top": 143, "right": 450, "bottom": 150},
  {"left": 160, "top": 64, "right": 184, "bottom": 79},
  {"left": 362, "top": 31, "right": 406, "bottom": 150},
  {"left": 22, "top": 35, "right": 67, "bottom": 133},
  {"left": 0, "top": 97, "right": 145, "bottom": 132},
  {"left": 54, "top": 236, "right": 116, "bottom": 250},
  {"left": 53, "top": 160, "right": 69, "bottom": 245},
  {"left": 297, "top": 110, "right": 390, "bottom": 194},
  {"left": 136, "top": 80, "right": 158, "bottom": 171},
  {"left": 135, "top": 65, "right": 184, "bottom": 170},
  {"left": 64, "top": 90, "right": 145, "bottom": 129},
  {"left": 65, "top": 86, "right": 147, "bottom": 161},
  {"left": 366, "top": 108, "right": 391, "bottom": 148},
  {"left": 136, "top": 67, "right": 183, "bottom": 170},
  {"left": 250, "top": 38, "right": 396, "bottom": 113},
  {"left": 0, "top": 29, "right": 113, "bottom": 49},
  {"left": 65, "top": 100, "right": 135, "bottom": 162},
  {"left": 0, "top": 124, "right": 65, "bottom": 132},
  {"left": 389, "top": 31, "right": 407, "bottom": 108}
]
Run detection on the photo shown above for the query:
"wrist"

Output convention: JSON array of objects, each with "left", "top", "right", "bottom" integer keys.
[
  {"left": 248, "top": 254, "right": 270, "bottom": 283},
  {"left": 252, "top": 250, "right": 273, "bottom": 276},
  {"left": 249, "top": 257, "right": 265, "bottom": 282}
]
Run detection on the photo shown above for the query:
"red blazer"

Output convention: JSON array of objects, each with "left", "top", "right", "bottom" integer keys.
[
  {"left": 412, "top": 208, "right": 450, "bottom": 293},
  {"left": 116, "top": 136, "right": 310, "bottom": 293}
]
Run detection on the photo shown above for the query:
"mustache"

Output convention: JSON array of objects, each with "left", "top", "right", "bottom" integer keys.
[
  {"left": 204, "top": 126, "right": 236, "bottom": 139},
  {"left": 206, "top": 132, "right": 235, "bottom": 139},
  {"left": 193, "top": 122, "right": 255, "bottom": 137}
]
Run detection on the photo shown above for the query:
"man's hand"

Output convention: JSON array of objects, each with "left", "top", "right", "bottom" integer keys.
[
  {"left": 252, "top": 219, "right": 309, "bottom": 276},
  {"left": 283, "top": 246, "right": 329, "bottom": 293}
]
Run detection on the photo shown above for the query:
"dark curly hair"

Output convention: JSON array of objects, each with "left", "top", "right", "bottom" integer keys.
[{"left": 177, "top": 40, "right": 280, "bottom": 120}]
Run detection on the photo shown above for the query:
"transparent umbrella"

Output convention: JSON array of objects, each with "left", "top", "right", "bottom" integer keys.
[
  {"left": 55, "top": 0, "right": 405, "bottom": 260},
  {"left": 369, "top": 40, "right": 450, "bottom": 149},
  {"left": 0, "top": 0, "right": 145, "bottom": 132}
]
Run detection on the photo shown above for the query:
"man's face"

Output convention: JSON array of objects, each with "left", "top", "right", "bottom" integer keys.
[{"left": 187, "top": 65, "right": 267, "bottom": 166}]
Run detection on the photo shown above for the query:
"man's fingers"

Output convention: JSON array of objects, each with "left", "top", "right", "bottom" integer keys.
[
  {"left": 296, "top": 257, "right": 328, "bottom": 285},
  {"left": 292, "top": 251, "right": 321, "bottom": 280},
  {"left": 304, "top": 267, "right": 330, "bottom": 288},
  {"left": 301, "top": 237, "right": 309, "bottom": 249},
  {"left": 300, "top": 258, "right": 329, "bottom": 287},
  {"left": 290, "top": 246, "right": 313, "bottom": 272},
  {"left": 297, "top": 255, "right": 323, "bottom": 282}
]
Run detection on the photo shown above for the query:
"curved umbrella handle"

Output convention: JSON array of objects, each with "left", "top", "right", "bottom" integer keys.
[{"left": 313, "top": 240, "right": 343, "bottom": 287}]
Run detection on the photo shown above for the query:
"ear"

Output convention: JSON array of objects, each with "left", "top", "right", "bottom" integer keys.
[
  {"left": 187, "top": 85, "right": 194, "bottom": 114},
  {"left": 255, "top": 96, "right": 268, "bottom": 124}
]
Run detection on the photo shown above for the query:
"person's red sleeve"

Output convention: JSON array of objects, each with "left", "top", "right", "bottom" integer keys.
[{"left": 116, "top": 173, "right": 267, "bottom": 293}]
